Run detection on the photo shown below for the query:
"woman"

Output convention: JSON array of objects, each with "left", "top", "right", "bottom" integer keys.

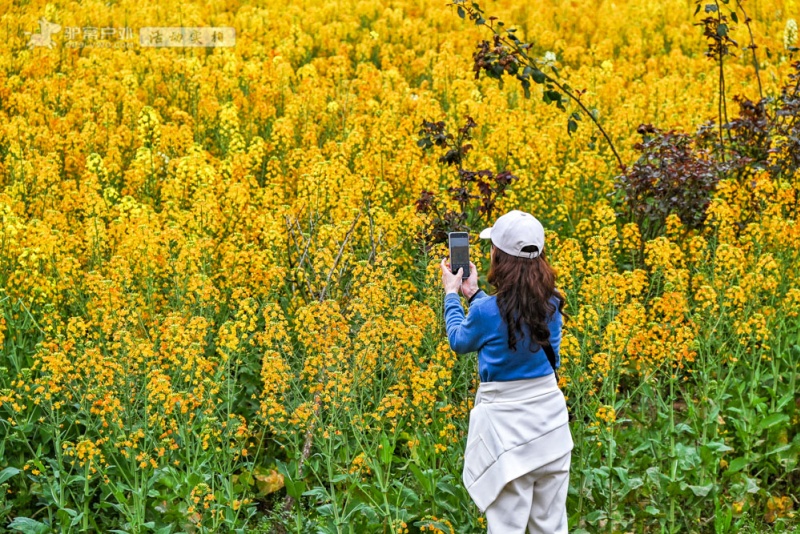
[{"left": 439, "top": 210, "right": 572, "bottom": 534}]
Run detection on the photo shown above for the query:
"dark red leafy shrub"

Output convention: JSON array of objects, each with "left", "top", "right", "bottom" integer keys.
[
  {"left": 615, "top": 124, "right": 722, "bottom": 240},
  {"left": 414, "top": 116, "right": 518, "bottom": 247}
]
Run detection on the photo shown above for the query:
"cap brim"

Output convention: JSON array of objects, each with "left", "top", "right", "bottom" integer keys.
[{"left": 479, "top": 227, "right": 492, "bottom": 239}]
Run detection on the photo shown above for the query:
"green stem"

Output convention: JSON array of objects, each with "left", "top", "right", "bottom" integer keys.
[
  {"left": 668, "top": 371, "right": 676, "bottom": 533},
  {"left": 83, "top": 462, "right": 90, "bottom": 532}
]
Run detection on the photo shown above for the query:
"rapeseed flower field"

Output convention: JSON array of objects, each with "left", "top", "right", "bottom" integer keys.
[{"left": 0, "top": 0, "right": 798, "bottom": 531}]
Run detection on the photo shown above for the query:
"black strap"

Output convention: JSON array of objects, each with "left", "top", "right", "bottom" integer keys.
[
  {"left": 542, "top": 342, "right": 559, "bottom": 384},
  {"left": 468, "top": 289, "right": 483, "bottom": 304},
  {"left": 542, "top": 342, "right": 572, "bottom": 421}
]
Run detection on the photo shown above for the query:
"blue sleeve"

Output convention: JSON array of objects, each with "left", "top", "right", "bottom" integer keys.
[
  {"left": 443, "top": 293, "right": 486, "bottom": 354},
  {"left": 548, "top": 299, "right": 563, "bottom": 368}
]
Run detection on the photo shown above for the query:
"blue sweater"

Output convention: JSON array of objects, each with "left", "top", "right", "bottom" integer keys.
[{"left": 443, "top": 290, "right": 563, "bottom": 382}]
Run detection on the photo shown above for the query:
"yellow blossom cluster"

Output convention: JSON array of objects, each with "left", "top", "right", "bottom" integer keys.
[{"left": 0, "top": 0, "right": 797, "bottom": 529}]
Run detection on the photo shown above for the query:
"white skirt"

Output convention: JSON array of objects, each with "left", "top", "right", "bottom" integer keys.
[{"left": 462, "top": 373, "right": 574, "bottom": 512}]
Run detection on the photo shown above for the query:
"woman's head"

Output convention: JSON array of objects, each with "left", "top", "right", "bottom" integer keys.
[{"left": 482, "top": 211, "right": 566, "bottom": 351}]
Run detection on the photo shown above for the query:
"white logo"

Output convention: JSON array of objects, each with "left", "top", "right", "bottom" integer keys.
[{"left": 25, "top": 18, "right": 62, "bottom": 49}]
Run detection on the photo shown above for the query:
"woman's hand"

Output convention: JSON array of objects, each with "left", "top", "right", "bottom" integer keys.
[
  {"left": 440, "top": 258, "right": 463, "bottom": 294},
  {"left": 461, "top": 261, "right": 479, "bottom": 299}
]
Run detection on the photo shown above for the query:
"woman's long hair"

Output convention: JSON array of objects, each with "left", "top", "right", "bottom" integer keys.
[{"left": 487, "top": 245, "right": 567, "bottom": 351}]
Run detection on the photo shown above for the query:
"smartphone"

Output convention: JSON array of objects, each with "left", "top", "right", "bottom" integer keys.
[{"left": 448, "top": 232, "right": 470, "bottom": 279}]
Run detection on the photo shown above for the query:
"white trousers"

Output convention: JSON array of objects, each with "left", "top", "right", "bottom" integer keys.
[{"left": 484, "top": 451, "right": 571, "bottom": 534}]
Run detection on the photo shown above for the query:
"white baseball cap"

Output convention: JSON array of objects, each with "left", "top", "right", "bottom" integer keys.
[{"left": 479, "top": 210, "right": 545, "bottom": 259}]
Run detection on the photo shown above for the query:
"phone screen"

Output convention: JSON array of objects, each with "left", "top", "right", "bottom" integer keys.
[
  {"left": 449, "top": 233, "right": 470, "bottom": 278},
  {"left": 450, "top": 237, "right": 469, "bottom": 264}
]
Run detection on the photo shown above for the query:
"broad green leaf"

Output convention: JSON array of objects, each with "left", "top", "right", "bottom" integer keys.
[
  {"left": 407, "top": 462, "right": 433, "bottom": 494},
  {"left": 687, "top": 483, "right": 714, "bottom": 497},
  {"left": 726, "top": 456, "right": 748, "bottom": 474},
  {"left": 742, "top": 475, "right": 760, "bottom": 493},
  {"left": 0, "top": 466, "right": 20, "bottom": 484},
  {"left": 757, "top": 413, "right": 789, "bottom": 431},
  {"left": 69, "top": 513, "right": 84, "bottom": 528},
  {"left": 703, "top": 441, "right": 734, "bottom": 453},
  {"left": 8, "top": 517, "right": 50, "bottom": 534},
  {"left": 585, "top": 510, "right": 607, "bottom": 523},
  {"left": 567, "top": 119, "right": 578, "bottom": 136}
]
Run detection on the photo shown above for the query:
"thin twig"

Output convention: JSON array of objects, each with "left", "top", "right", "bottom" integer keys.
[
  {"left": 479, "top": 18, "right": 625, "bottom": 169},
  {"left": 735, "top": 0, "right": 764, "bottom": 102},
  {"left": 284, "top": 214, "right": 315, "bottom": 299},
  {"left": 277, "top": 211, "right": 362, "bottom": 527},
  {"left": 366, "top": 199, "right": 377, "bottom": 265},
  {"left": 319, "top": 212, "right": 362, "bottom": 302}
]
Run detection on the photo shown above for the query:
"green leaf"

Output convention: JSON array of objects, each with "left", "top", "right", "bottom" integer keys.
[
  {"left": 765, "top": 444, "right": 792, "bottom": 457},
  {"left": 0, "top": 466, "right": 21, "bottom": 484},
  {"left": 8, "top": 517, "right": 50, "bottom": 534},
  {"left": 704, "top": 441, "right": 734, "bottom": 454},
  {"left": 531, "top": 69, "right": 546, "bottom": 84},
  {"left": 407, "top": 462, "right": 433, "bottom": 494},
  {"left": 302, "top": 487, "right": 329, "bottom": 499},
  {"left": 436, "top": 480, "right": 460, "bottom": 496},
  {"left": 567, "top": 118, "right": 577, "bottom": 136},
  {"left": 725, "top": 456, "right": 748, "bottom": 474},
  {"left": 676, "top": 443, "right": 700, "bottom": 470},
  {"left": 717, "top": 24, "right": 728, "bottom": 37},
  {"left": 317, "top": 504, "right": 335, "bottom": 516},
  {"left": 543, "top": 90, "right": 561, "bottom": 104},
  {"left": 521, "top": 79, "right": 531, "bottom": 99},
  {"left": 730, "top": 11, "right": 738, "bottom": 23},
  {"left": 457, "top": 6, "right": 465, "bottom": 19},
  {"left": 329, "top": 473, "right": 349, "bottom": 484},
  {"left": 686, "top": 483, "right": 714, "bottom": 497},
  {"left": 69, "top": 513, "right": 84, "bottom": 528},
  {"left": 777, "top": 393, "right": 794, "bottom": 411},
  {"left": 585, "top": 510, "right": 607, "bottom": 523},
  {"left": 757, "top": 413, "right": 789, "bottom": 431},
  {"left": 630, "top": 439, "right": 653, "bottom": 455},
  {"left": 379, "top": 433, "right": 394, "bottom": 466},
  {"left": 742, "top": 475, "right": 760, "bottom": 494},
  {"left": 646, "top": 466, "right": 665, "bottom": 490}
]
